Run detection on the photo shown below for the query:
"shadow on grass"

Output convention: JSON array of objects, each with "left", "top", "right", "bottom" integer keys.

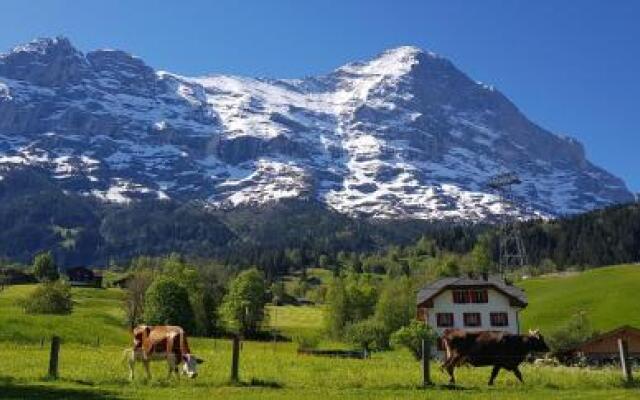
[
  {"left": 0, "top": 376, "right": 120, "bottom": 400},
  {"left": 228, "top": 378, "right": 284, "bottom": 388},
  {"left": 429, "top": 383, "right": 475, "bottom": 391}
]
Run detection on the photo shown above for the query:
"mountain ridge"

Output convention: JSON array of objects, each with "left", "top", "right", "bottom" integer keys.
[{"left": 0, "top": 37, "right": 633, "bottom": 221}]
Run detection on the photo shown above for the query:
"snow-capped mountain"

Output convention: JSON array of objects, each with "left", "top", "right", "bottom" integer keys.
[{"left": 0, "top": 37, "right": 633, "bottom": 220}]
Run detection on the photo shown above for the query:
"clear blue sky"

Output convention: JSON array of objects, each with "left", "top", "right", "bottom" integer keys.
[{"left": 1, "top": 0, "right": 638, "bottom": 192}]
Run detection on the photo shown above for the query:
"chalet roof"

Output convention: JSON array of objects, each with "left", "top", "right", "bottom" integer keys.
[
  {"left": 64, "top": 267, "right": 101, "bottom": 278},
  {"left": 416, "top": 275, "right": 528, "bottom": 307},
  {"left": 574, "top": 325, "right": 640, "bottom": 350}
]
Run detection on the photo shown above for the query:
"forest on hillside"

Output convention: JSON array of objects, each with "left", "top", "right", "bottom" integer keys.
[{"left": 0, "top": 167, "right": 638, "bottom": 273}]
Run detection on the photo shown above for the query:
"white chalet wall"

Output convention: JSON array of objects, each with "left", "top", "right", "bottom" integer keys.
[{"left": 425, "top": 288, "right": 521, "bottom": 338}]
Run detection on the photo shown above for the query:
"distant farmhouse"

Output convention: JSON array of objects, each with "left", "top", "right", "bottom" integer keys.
[
  {"left": 416, "top": 274, "right": 527, "bottom": 352},
  {"left": 64, "top": 267, "right": 103, "bottom": 288},
  {"left": 570, "top": 326, "right": 640, "bottom": 363}
]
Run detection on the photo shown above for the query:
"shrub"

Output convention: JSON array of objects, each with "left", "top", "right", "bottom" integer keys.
[
  {"left": 546, "top": 312, "right": 595, "bottom": 356},
  {"left": 20, "top": 281, "right": 73, "bottom": 314},
  {"left": 344, "top": 318, "right": 387, "bottom": 353},
  {"left": 293, "top": 332, "right": 321, "bottom": 351},
  {"left": 390, "top": 320, "right": 435, "bottom": 360},
  {"left": 220, "top": 268, "right": 267, "bottom": 337},
  {"left": 143, "top": 277, "right": 195, "bottom": 333},
  {"left": 33, "top": 252, "right": 59, "bottom": 282}
]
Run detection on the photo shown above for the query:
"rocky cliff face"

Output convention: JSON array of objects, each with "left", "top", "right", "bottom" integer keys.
[{"left": 0, "top": 37, "right": 633, "bottom": 220}]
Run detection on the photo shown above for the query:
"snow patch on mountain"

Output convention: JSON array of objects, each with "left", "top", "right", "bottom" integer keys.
[{"left": 0, "top": 37, "right": 633, "bottom": 220}]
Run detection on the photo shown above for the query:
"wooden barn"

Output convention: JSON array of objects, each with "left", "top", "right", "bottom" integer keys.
[
  {"left": 65, "top": 267, "right": 103, "bottom": 288},
  {"left": 572, "top": 325, "right": 640, "bottom": 361}
]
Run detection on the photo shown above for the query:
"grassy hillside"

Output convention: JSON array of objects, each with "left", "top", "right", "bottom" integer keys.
[
  {"left": 520, "top": 264, "right": 640, "bottom": 332},
  {"left": 0, "top": 285, "right": 128, "bottom": 345}
]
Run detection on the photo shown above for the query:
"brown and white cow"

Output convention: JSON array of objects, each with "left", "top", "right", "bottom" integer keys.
[
  {"left": 126, "top": 325, "right": 204, "bottom": 380},
  {"left": 441, "top": 329, "right": 549, "bottom": 385}
]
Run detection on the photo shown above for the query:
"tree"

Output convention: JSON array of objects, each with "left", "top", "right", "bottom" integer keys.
[
  {"left": 270, "top": 280, "right": 285, "bottom": 305},
  {"left": 390, "top": 320, "right": 436, "bottom": 360},
  {"left": 33, "top": 251, "right": 58, "bottom": 282},
  {"left": 344, "top": 275, "right": 377, "bottom": 321},
  {"left": 324, "top": 277, "right": 348, "bottom": 338},
  {"left": 469, "top": 233, "right": 493, "bottom": 273},
  {"left": 344, "top": 318, "right": 387, "bottom": 355},
  {"left": 318, "top": 254, "right": 330, "bottom": 268},
  {"left": 220, "top": 268, "right": 266, "bottom": 337},
  {"left": 325, "top": 274, "right": 378, "bottom": 339},
  {"left": 143, "top": 277, "right": 195, "bottom": 333},
  {"left": 374, "top": 277, "right": 415, "bottom": 342},
  {"left": 123, "top": 269, "right": 154, "bottom": 328}
]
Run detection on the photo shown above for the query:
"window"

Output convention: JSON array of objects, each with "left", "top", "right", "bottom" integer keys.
[
  {"left": 436, "top": 312, "right": 454, "bottom": 327},
  {"left": 452, "top": 289, "right": 488, "bottom": 304},
  {"left": 472, "top": 289, "right": 488, "bottom": 303},
  {"left": 490, "top": 312, "right": 509, "bottom": 327},
  {"left": 463, "top": 312, "right": 481, "bottom": 327}
]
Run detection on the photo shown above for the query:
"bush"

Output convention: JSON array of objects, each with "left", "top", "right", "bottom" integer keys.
[
  {"left": 33, "top": 252, "right": 59, "bottom": 282},
  {"left": 344, "top": 318, "right": 387, "bottom": 353},
  {"left": 390, "top": 320, "right": 435, "bottom": 360},
  {"left": 546, "top": 312, "right": 595, "bottom": 356},
  {"left": 220, "top": 268, "right": 267, "bottom": 337},
  {"left": 293, "top": 332, "right": 321, "bottom": 351},
  {"left": 20, "top": 281, "right": 73, "bottom": 314},
  {"left": 143, "top": 277, "right": 195, "bottom": 333}
]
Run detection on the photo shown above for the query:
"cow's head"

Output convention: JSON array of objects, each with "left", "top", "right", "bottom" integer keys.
[
  {"left": 181, "top": 354, "right": 204, "bottom": 378},
  {"left": 528, "top": 329, "right": 550, "bottom": 353}
]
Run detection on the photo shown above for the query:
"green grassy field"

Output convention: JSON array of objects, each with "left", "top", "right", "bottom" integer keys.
[
  {"left": 0, "top": 285, "right": 129, "bottom": 345},
  {"left": 519, "top": 264, "right": 640, "bottom": 332},
  {"left": 0, "top": 340, "right": 635, "bottom": 400},
  {"left": 267, "top": 305, "right": 324, "bottom": 337},
  {"left": 1, "top": 265, "right": 639, "bottom": 399}
]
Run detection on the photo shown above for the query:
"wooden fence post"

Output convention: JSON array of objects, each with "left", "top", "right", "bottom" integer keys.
[
  {"left": 48, "top": 336, "right": 60, "bottom": 379},
  {"left": 618, "top": 338, "right": 633, "bottom": 383},
  {"left": 231, "top": 335, "right": 240, "bottom": 383},
  {"left": 422, "top": 339, "right": 432, "bottom": 387}
]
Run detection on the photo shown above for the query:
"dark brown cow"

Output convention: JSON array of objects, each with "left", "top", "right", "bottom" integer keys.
[
  {"left": 442, "top": 329, "right": 549, "bottom": 385},
  {"left": 126, "top": 325, "right": 203, "bottom": 380}
]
